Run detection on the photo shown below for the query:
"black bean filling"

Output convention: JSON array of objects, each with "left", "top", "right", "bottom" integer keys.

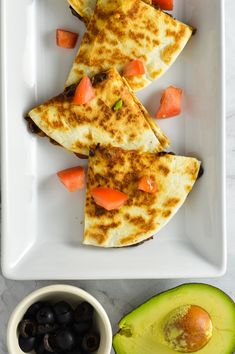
[
  {"left": 69, "top": 5, "right": 83, "bottom": 21},
  {"left": 126, "top": 237, "right": 153, "bottom": 248},
  {"left": 157, "top": 151, "right": 175, "bottom": 156},
  {"left": 91, "top": 72, "right": 109, "bottom": 86},
  {"left": 197, "top": 165, "right": 204, "bottom": 180},
  {"left": 63, "top": 84, "right": 77, "bottom": 98},
  {"left": 25, "top": 116, "right": 46, "bottom": 136}
]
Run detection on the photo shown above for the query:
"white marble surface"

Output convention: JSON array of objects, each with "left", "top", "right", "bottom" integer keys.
[{"left": 1, "top": 1, "right": 235, "bottom": 353}]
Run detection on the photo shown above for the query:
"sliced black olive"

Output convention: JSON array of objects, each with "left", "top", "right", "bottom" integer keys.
[
  {"left": 43, "top": 334, "right": 57, "bottom": 353},
  {"left": 18, "top": 319, "right": 37, "bottom": 338},
  {"left": 67, "top": 345, "right": 85, "bottom": 354},
  {"left": 37, "top": 323, "right": 58, "bottom": 335},
  {"left": 53, "top": 301, "right": 73, "bottom": 325},
  {"left": 73, "top": 320, "right": 92, "bottom": 335},
  {"left": 55, "top": 328, "right": 75, "bottom": 352},
  {"left": 74, "top": 302, "right": 94, "bottom": 323},
  {"left": 24, "top": 302, "right": 45, "bottom": 319},
  {"left": 34, "top": 336, "right": 45, "bottom": 354},
  {"left": 36, "top": 305, "right": 55, "bottom": 325},
  {"left": 81, "top": 332, "right": 100, "bottom": 352},
  {"left": 18, "top": 336, "right": 36, "bottom": 353}
]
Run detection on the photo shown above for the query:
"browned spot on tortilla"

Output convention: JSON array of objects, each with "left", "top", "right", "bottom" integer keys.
[
  {"left": 158, "top": 164, "right": 170, "bottom": 176},
  {"left": 164, "top": 197, "right": 180, "bottom": 208},
  {"left": 185, "top": 185, "right": 192, "bottom": 192},
  {"left": 185, "top": 161, "right": 200, "bottom": 181},
  {"left": 88, "top": 232, "right": 107, "bottom": 245},
  {"left": 162, "top": 210, "right": 171, "bottom": 218},
  {"left": 85, "top": 132, "right": 93, "bottom": 141},
  {"left": 161, "top": 26, "right": 189, "bottom": 64},
  {"left": 72, "top": 140, "right": 85, "bottom": 149},
  {"left": 151, "top": 69, "right": 163, "bottom": 79},
  {"left": 99, "top": 222, "right": 121, "bottom": 233}
]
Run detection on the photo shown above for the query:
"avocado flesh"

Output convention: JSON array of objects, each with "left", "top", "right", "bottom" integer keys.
[{"left": 113, "top": 284, "right": 235, "bottom": 354}]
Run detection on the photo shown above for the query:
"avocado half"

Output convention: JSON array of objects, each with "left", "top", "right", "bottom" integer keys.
[{"left": 113, "top": 283, "right": 235, "bottom": 354}]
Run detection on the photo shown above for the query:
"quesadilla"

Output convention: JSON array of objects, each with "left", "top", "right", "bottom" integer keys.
[
  {"left": 26, "top": 68, "right": 168, "bottom": 157},
  {"left": 84, "top": 146, "right": 200, "bottom": 247},
  {"left": 68, "top": 0, "right": 152, "bottom": 25},
  {"left": 66, "top": 0, "right": 193, "bottom": 91}
]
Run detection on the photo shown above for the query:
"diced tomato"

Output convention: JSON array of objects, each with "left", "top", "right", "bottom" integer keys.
[
  {"left": 90, "top": 187, "right": 129, "bottom": 211},
  {"left": 73, "top": 76, "right": 95, "bottom": 105},
  {"left": 57, "top": 166, "right": 85, "bottom": 192},
  {"left": 152, "top": 0, "right": 173, "bottom": 11},
  {"left": 123, "top": 59, "right": 145, "bottom": 77},
  {"left": 56, "top": 29, "right": 78, "bottom": 49},
  {"left": 138, "top": 176, "right": 157, "bottom": 194},
  {"left": 156, "top": 86, "right": 183, "bottom": 119}
]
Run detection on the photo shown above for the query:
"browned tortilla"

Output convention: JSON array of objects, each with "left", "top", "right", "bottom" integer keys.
[{"left": 84, "top": 146, "right": 201, "bottom": 247}]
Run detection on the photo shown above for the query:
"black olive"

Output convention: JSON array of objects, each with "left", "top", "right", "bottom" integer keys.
[
  {"left": 74, "top": 302, "right": 94, "bottom": 323},
  {"left": 67, "top": 345, "right": 85, "bottom": 354},
  {"left": 18, "top": 319, "right": 37, "bottom": 338},
  {"left": 36, "top": 305, "right": 55, "bottom": 325},
  {"left": 55, "top": 328, "right": 76, "bottom": 352},
  {"left": 43, "top": 334, "right": 57, "bottom": 353},
  {"left": 24, "top": 302, "right": 45, "bottom": 319},
  {"left": 37, "top": 323, "right": 58, "bottom": 335},
  {"left": 34, "top": 336, "right": 45, "bottom": 354},
  {"left": 197, "top": 165, "right": 204, "bottom": 179},
  {"left": 81, "top": 332, "right": 100, "bottom": 352},
  {"left": 18, "top": 336, "right": 36, "bottom": 353},
  {"left": 73, "top": 320, "right": 92, "bottom": 335},
  {"left": 53, "top": 301, "right": 73, "bottom": 325}
]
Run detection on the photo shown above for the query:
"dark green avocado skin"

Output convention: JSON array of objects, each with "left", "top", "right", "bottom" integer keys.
[{"left": 113, "top": 283, "right": 235, "bottom": 354}]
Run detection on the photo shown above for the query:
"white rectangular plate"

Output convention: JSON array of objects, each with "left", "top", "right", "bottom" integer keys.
[{"left": 1, "top": 0, "right": 226, "bottom": 279}]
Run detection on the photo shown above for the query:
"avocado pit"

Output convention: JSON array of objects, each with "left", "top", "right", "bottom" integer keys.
[{"left": 163, "top": 305, "right": 213, "bottom": 352}]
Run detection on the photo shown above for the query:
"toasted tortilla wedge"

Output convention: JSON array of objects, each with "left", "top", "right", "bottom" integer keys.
[
  {"left": 27, "top": 68, "right": 168, "bottom": 156},
  {"left": 66, "top": 0, "right": 193, "bottom": 91},
  {"left": 68, "top": 0, "right": 152, "bottom": 25},
  {"left": 84, "top": 146, "right": 200, "bottom": 247}
]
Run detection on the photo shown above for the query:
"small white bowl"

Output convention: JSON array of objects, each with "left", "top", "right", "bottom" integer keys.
[{"left": 7, "top": 284, "right": 112, "bottom": 354}]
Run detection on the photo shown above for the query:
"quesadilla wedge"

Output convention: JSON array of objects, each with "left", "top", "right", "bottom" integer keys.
[
  {"left": 66, "top": 0, "right": 193, "bottom": 91},
  {"left": 84, "top": 146, "right": 201, "bottom": 247},
  {"left": 26, "top": 68, "right": 168, "bottom": 157},
  {"left": 68, "top": 0, "right": 152, "bottom": 25}
]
